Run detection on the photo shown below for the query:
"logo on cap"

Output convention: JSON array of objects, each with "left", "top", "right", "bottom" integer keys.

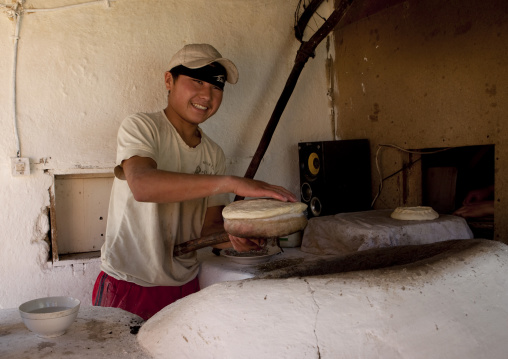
[{"left": 214, "top": 75, "right": 225, "bottom": 84}]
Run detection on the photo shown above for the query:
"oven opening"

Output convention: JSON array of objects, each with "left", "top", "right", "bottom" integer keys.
[{"left": 421, "top": 144, "right": 495, "bottom": 239}]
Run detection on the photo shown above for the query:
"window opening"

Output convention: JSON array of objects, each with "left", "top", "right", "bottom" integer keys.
[
  {"left": 421, "top": 144, "right": 495, "bottom": 239},
  {"left": 49, "top": 173, "right": 113, "bottom": 262}
]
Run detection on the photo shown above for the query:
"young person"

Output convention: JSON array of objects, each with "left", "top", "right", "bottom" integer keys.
[{"left": 93, "top": 44, "right": 296, "bottom": 320}]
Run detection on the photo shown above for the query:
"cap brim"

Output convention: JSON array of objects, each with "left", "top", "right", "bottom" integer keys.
[{"left": 183, "top": 58, "right": 238, "bottom": 84}]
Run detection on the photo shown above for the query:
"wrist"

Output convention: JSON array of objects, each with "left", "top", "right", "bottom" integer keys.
[{"left": 223, "top": 175, "right": 239, "bottom": 195}]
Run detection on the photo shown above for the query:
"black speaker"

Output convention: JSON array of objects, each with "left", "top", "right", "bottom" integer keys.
[{"left": 298, "top": 139, "right": 372, "bottom": 218}]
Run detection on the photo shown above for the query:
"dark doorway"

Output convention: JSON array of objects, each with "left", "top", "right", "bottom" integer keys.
[{"left": 421, "top": 145, "right": 494, "bottom": 239}]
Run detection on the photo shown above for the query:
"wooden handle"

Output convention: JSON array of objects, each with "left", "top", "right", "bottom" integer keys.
[
  {"left": 173, "top": 231, "right": 230, "bottom": 256},
  {"left": 234, "top": 1, "right": 352, "bottom": 202}
]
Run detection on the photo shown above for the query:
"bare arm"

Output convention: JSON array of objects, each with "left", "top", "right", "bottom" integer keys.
[
  {"left": 453, "top": 201, "right": 494, "bottom": 218},
  {"left": 462, "top": 184, "right": 495, "bottom": 205},
  {"left": 122, "top": 156, "right": 297, "bottom": 203},
  {"left": 201, "top": 205, "right": 227, "bottom": 238},
  {"left": 201, "top": 206, "right": 232, "bottom": 250}
]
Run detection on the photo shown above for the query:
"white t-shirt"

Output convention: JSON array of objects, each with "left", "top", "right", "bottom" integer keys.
[{"left": 100, "top": 111, "right": 230, "bottom": 287}]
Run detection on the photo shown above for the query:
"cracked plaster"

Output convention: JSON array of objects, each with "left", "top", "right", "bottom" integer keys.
[{"left": 138, "top": 240, "right": 508, "bottom": 358}]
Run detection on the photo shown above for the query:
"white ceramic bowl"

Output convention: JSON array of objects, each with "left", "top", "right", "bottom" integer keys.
[{"left": 19, "top": 296, "right": 80, "bottom": 338}]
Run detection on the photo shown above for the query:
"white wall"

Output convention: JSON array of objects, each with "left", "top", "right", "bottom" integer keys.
[{"left": 0, "top": 0, "right": 335, "bottom": 308}]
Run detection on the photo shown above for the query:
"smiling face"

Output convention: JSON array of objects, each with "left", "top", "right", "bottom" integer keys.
[{"left": 164, "top": 72, "right": 224, "bottom": 128}]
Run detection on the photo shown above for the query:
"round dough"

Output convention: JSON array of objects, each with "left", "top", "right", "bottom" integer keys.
[
  {"left": 222, "top": 199, "right": 307, "bottom": 220},
  {"left": 391, "top": 206, "right": 439, "bottom": 221},
  {"left": 224, "top": 214, "right": 308, "bottom": 239}
]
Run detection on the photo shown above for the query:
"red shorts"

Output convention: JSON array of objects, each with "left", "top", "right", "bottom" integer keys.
[{"left": 92, "top": 271, "right": 200, "bottom": 320}]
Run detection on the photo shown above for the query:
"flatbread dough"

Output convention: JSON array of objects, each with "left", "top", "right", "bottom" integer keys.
[
  {"left": 222, "top": 199, "right": 307, "bottom": 220},
  {"left": 391, "top": 206, "right": 439, "bottom": 221},
  {"left": 224, "top": 215, "right": 308, "bottom": 239}
]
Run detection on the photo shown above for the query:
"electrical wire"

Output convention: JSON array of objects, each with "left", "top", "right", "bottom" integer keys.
[
  {"left": 10, "top": 1, "right": 22, "bottom": 157},
  {"left": 371, "top": 144, "right": 452, "bottom": 208},
  {"left": 382, "top": 157, "right": 422, "bottom": 182}
]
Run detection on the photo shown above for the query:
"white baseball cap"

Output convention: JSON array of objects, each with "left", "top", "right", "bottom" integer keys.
[{"left": 168, "top": 43, "right": 239, "bottom": 84}]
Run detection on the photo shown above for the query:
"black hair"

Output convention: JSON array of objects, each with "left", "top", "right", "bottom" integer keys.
[{"left": 169, "top": 68, "right": 181, "bottom": 81}]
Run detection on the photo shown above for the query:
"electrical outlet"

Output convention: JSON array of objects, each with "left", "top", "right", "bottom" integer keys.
[{"left": 11, "top": 157, "right": 30, "bottom": 176}]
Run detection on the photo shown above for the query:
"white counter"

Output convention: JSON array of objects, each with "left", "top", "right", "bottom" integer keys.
[{"left": 0, "top": 306, "right": 150, "bottom": 359}]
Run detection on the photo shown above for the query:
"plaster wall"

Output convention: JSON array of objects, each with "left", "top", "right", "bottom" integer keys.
[
  {"left": 0, "top": 0, "right": 335, "bottom": 308},
  {"left": 334, "top": 0, "right": 508, "bottom": 242}
]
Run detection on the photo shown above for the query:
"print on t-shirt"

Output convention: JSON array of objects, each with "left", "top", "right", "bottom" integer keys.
[{"left": 194, "top": 160, "right": 216, "bottom": 175}]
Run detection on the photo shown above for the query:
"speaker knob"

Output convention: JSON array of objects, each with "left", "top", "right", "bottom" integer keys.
[
  {"left": 310, "top": 197, "right": 322, "bottom": 217},
  {"left": 301, "top": 182, "right": 312, "bottom": 202}
]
